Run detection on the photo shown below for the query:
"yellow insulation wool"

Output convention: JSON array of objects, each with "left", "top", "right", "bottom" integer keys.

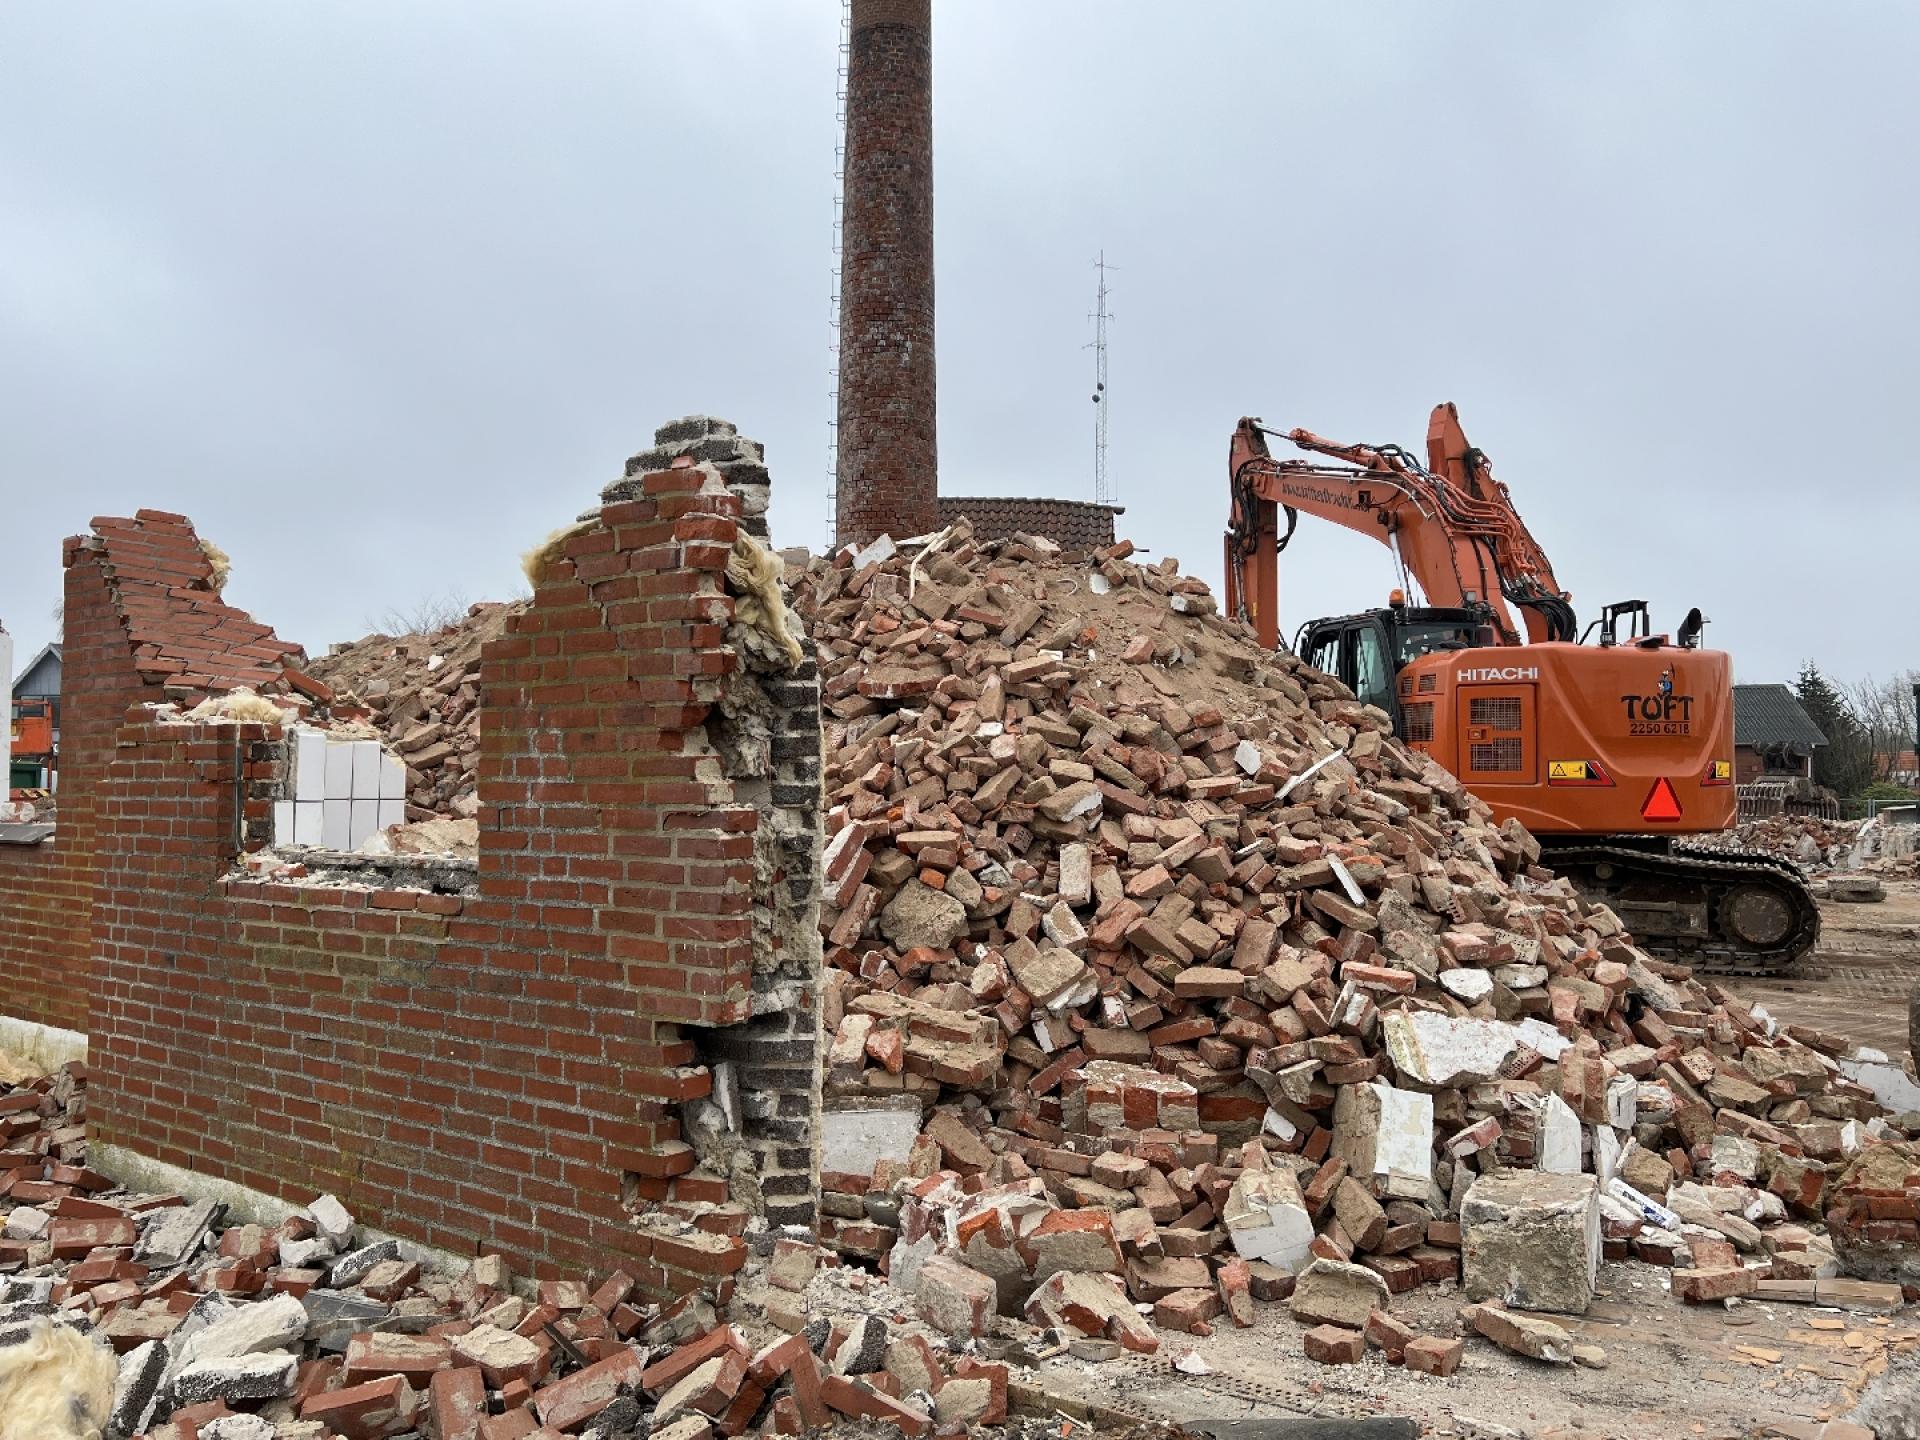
[
  {"left": 184, "top": 687, "right": 287, "bottom": 724},
  {"left": 0, "top": 1321, "right": 118, "bottom": 1440},
  {"left": 198, "top": 537, "right": 231, "bottom": 593},
  {"left": 726, "top": 533, "right": 803, "bottom": 669},
  {"left": 520, "top": 519, "right": 597, "bottom": 589}
]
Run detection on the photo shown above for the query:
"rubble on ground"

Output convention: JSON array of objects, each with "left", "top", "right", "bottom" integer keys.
[
  {"left": 303, "top": 602, "right": 527, "bottom": 823},
  {"left": 0, "top": 1063, "right": 1015, "bottom": 1439},
  {"left": 791, "top": 520, "right": 1919, "bottom": 1372},
  {"left": 1694, "top": 811, "right": 1919, "bottom": 889}
]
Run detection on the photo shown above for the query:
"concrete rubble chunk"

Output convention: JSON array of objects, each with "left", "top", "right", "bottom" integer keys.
[
  {"left": 1464, "top": 1302, "right": 1575, "bottom": 1364},
  {"left": 136, "top": 1198, "right": 219, "bottom": 1267},
  {"left": 168, "top": 1290, "right": 309, "bottom": 1377},
  {"left": 309, "top": 1193, "right": 355, "bottom": 1246},
  {"left": 879, "top": 879, "right": 969, "bottom": 951},
  {"left": 327, "top": 1239, "right": 401, "bottom": 1287},
  {"left": 110, "top": 1338, "right": 169, "bottom": 1439},
  {"left": 1381, "top": 1011, "right": 1518, "bottom": 1087},
  {"left": 1289, "top": 1258, "right": 1392, "bottom": 1329},
  {"left": 168, "top": 1350, "right": 300, "bottom": 1405},
  {"left": 1223, "top": 1164, "right": 1316, "bottom": 1273},
  {"left": 1461, "top": 1170, "right": 1601, "bottom": 1314}
]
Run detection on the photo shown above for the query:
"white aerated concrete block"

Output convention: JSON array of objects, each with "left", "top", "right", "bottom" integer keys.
[
  {"left": 293, "top": 802, "right": 323, "bottom": 847},
  {"left": 292, "top": 728, "right": 328, "bottom": 802},
  {"left": 378, "top": 799, "right": 406, "bottom": 833},
  {"left": 348, "top": 800, "right": 379, "bottom": 850},
  {"left": 272, "top": 802, "right": 294, "bottom": 845},
  {"left": 379, "top": 755, "right": 405, "bottom": 800},
  {"left": 820, "top": 1100, "right": 923, "bottom": 1177},
  {"left": 323, "top": 743, "right": 353, "bottom": 801},
  {"left": 1593, "top": 1125, "right": 1621, "bottom": 1185},
  {"left": 1373, "top": 1081, "right": 1435, "bottom": 1186},
  {"left": 350, "top": 741, "right": 382, "bottom": 799},
  {"left": 320, "top": 800, "right": 350, "bottom": 850}
]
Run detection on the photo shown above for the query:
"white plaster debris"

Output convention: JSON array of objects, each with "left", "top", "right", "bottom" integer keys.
[
  {"left": 1222, "top": 1166, "right": 1315, "bottom": 1274},
  {"left": 1537, "top": 1094, "right": 1583, "bottom": 1175},
  {"left": 1840, "top": 1050, "right": 1920, "bottom": 1113},
  {"left": 1439, "top": 967, "right": 1494, "bottom": 1003}
]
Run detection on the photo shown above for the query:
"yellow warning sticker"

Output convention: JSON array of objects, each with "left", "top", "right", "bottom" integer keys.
[
  {"left": 1548, "top": 760, "right": 1590, "bottom": 781},
  {"left": 1707, "top": 759, "right": 1733, "bottom": 781}
]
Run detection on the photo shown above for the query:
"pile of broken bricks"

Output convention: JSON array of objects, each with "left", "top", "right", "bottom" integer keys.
[
  {"left": 0, "top": 1064, "right": 1009, "bottom": 1439},
  {"left": 303, "top": 600, "right": 528, "bottom": 824},
  {"left": 792, "top": 522, "right": 1919, "bottom": 1372}
]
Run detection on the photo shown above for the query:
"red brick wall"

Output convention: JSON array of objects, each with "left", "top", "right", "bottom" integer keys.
[
  {"left": 938, "top": 497, "right": 1123, "bottom": 551},
  {"left": 6, "top": 462, "right": 820, "bottom": 1294},
  {"left": 835, "top": 0, "right": 939, "bottom": 548},
  {"left": 0, "top": 540, "right": 155, "bottom": 1033}
]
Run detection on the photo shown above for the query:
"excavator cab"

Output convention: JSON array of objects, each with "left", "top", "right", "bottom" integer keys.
[{"left": 1294, "top": 606, "right": 1480, "bottom": 723}]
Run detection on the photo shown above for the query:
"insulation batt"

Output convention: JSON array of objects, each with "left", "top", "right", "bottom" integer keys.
[
  {"left": 725, "top": 533, "right": 805, "bottom": 669},
  {"left": 0, "top": 1321, "right": 117, "bottom": 1440},
  {"left": 520, "top": 519, "right": 597, "bottom": 589},
  {"left": 183, "top": 687, "right": 287, "bottom": 725},
  {"left": 197, "top": 536, "right": 232, "bottom": 593}
]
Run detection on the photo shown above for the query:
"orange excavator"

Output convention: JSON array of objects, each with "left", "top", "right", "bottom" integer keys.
[{"left": 1225, "top": 405, "right": 1818, "bottom": 974}]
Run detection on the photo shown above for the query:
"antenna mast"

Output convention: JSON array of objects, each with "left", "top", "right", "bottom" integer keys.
[{"left": 1088, "top": 253, "right": 1116, "bottom": 505}]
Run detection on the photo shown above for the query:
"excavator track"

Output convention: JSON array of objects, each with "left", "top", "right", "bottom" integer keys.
[{"left": 1539, "top": 837, "right": 1821, "bottom": 977}]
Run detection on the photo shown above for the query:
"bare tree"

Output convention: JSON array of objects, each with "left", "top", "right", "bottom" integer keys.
[
  {"left": 1845, "top": 671, "right": 1920, "bottom": 784},
  {"left": 365, "top": 589, "right": 472, "bottom": 639}
]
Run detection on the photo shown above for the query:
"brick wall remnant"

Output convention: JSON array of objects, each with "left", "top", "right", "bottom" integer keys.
[
  {"left": 937, "top": 497, "right": 1124, "bottom": 551},
  {"left": 835, "top": 0, "right": 939, "bottom": 548},
  {"left": 0, "top": 422, "right": 826, "bottom": 1296},
  {"left": 0, "top": 511, "right": 305, "bottom": 1034}
]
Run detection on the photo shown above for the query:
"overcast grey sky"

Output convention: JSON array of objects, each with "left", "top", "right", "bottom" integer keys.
[{"left": 4, "top": 2, "right": 1914, "bottom": 687}]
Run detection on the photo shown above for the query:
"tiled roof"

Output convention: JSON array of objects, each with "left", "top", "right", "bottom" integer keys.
[
  {"left": 1733, "top": 683, "right": 1827, "bottom": 751},
  {"left": 84, "top": 509, "right": 305, "bottom": 697}
]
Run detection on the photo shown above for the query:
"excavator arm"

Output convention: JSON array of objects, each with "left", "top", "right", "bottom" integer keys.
[{"left": 1224, "top": 405, "right": 1577, "bottom": 651}]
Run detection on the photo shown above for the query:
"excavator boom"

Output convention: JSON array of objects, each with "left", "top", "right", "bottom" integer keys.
[{"left": 1226, "top": 409, "right": 1575, "bottom": 648}]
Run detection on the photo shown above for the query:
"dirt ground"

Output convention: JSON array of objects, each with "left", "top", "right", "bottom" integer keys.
[
  {"left": 1019, "top": 1265, "right": 1919, "bottom": 1440},
  {"left": 1722, "top": 878, "right": 1920, "bottom": 1065}
]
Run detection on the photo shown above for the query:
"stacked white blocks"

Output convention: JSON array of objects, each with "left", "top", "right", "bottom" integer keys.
[{"left": 273, "top": 727, "right": 406, "bottom": 850}]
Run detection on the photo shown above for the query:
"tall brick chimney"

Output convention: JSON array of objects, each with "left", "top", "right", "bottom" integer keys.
[{"left": 835, "top": 0, "right": 938, "bottom": 548}]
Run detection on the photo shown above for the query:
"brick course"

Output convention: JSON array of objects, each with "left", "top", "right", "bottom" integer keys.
[
  {"left": 0, "top": 425, "right": 822, "bottom": 1296},
  {"left": 835, "top": 0, "right": 938, "bottom": 548},
  {"left": 937, "top": 497, "right": 1123, "bottom": 551}
]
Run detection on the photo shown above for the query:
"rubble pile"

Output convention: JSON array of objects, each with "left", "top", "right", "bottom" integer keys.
[
  {"left": 1695, "top": 814, "right": 1869, "bottom": 871},
  {"left": 791, "top": 522, "right": 1918, "bottom": 1366},
  {"left": 0, "top": 1065, "right": 1009, "bottom": 1439},
  {"left": 303, "top": 602, "right": 527, "bottom": 822}
]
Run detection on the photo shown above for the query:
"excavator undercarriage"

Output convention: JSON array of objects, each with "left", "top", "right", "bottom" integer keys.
[{"left": 1539, "top": 837, "right": 1821, "bottom": 977}]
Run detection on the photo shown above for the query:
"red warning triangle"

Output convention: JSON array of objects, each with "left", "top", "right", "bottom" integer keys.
[{"left": 1641, "top": 776, "right": 1683, "bottom": 822}]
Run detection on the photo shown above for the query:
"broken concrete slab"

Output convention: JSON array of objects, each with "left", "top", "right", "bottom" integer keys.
[
  {"left": 1461, "top": 1171, "right": 1600, "bottom": 1314},
  {"left": 1289, "top": 1258, "right": 1391, "bottom": 1329},
  {"left": 1222, "top": 1164, "right": 1315, "bottom": 1273}
]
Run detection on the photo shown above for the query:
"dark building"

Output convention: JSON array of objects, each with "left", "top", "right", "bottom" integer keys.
[{"left": 1732, "top": 682, "right": 1826, "bottom": 783}]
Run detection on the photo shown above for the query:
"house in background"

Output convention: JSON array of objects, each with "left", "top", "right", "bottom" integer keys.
[
  {"left": 10, "top": 642, "right": 61, "bottom": 789},
  {"left": 1732, "top": 682, "right": 1827, "bottom": 784}
]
